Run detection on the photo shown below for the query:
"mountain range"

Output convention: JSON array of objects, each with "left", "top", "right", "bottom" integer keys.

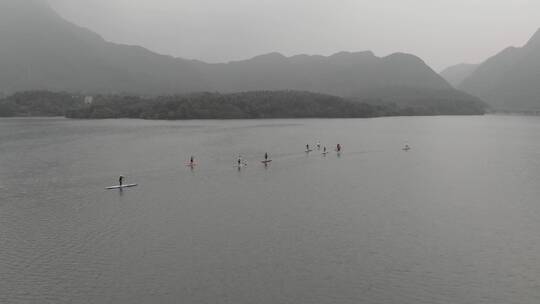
[
  {"left": 0, "top": 0, "right": 484, "bottom": 112},
  {"left": 0, "top": 0, "right": 208, "bottom": 95},
  {"left": 441, "top": 29, "right": 540, "bottom": 111}
]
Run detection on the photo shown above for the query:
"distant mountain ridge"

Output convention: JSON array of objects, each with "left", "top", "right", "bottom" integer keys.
[
  {"left": 200, "top": 51, "right": 454, "bottom": 97},
  {"left": 0, "top": 0, "right": 208, "bottom": 94},
  {"left": 459, "top": 29, "right": 540, "bottom": 111},
  {"left": 440, "top": 63, "right": 479, "bottom": 87},
  {"left": 0, "top": 0, "right": 483, "bottom": 113}
]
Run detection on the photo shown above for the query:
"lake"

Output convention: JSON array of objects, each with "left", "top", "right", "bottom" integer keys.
[{"left": 1, "top": 116, "right": 540, "bottom": 304}]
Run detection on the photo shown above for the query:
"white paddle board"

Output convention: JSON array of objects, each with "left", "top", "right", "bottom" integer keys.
[{"left": 106, "top": 184, "right": 138, "bottom": 190}]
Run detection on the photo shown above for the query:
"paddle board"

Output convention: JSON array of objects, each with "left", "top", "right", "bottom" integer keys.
[
  {"left": 261, "top": 160, "right": 273, "bottom": 164},
  {"left": 106, "top": 184, "right": 138, "bottom": 190}
]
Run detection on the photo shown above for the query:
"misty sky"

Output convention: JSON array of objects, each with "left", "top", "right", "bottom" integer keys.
[{"left": 48, "top": 0, "right": 540, "bottom": 71}]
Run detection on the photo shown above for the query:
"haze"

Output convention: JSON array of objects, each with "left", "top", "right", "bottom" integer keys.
[{"left": 41, "top": 0, "right": 540, "bottom": 70}]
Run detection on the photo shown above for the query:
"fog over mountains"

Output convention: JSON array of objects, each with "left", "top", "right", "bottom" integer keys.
[
  {"left": 199, "top": 51, "right": 455, "bottom": 97},
  {"left": 457, "top": 29, "right": 540, "bottom": 111},
  {"left": 0, "top": 0, "right": 208, "bottom": 94},
  {"left": 440, "top": 64, "right": 479, "bottom": 88},
  {"left": 0, "top": 0, "right": 485, "bottom": 110}
]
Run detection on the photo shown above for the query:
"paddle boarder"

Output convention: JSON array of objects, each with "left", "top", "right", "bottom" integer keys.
[
  {"left": 237, "top": 154, "right": 244, "bottom": 167},
  {"left": 119, "top": 175, "right": 124, "bottom": 186}
]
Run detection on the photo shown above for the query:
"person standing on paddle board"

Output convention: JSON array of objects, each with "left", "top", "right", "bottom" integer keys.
[
  {"left": 237, "top": 154, "right": 245, "bottom": 167},
  {"left": 323, "top": 146, "right": 327, "bottom": 153},
  {"left": 262, "top": 153, "right": 271, "bottom": 166},
  {"left": 336, "top": 144, "right": 342, "bottom": 152},
  {"left": 306, "top": 144, "right": 310, "bottom": 151},
  {"left": 190, "top": 156, "right": 195, "bottom": 165},
  {"left": 119, "top": 175, "right": 124, "bottom": 186}
]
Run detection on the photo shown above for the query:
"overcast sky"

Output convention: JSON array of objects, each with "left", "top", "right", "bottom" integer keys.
[{"left": 48, "top": 0, "right": 540, "bottom": 71}]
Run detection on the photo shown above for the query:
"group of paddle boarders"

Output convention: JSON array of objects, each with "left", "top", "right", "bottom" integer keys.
[
  {"left": 234, "top": 142, "right": 342, "bottom": 170},
  {"left": 305, "top": 142, "right": 341, "bottom": 154},
  {"left": 111, "top": 142, "right": 411, "bottom": 189}
]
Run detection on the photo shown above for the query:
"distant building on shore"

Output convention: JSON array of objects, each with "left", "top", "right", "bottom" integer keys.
[{"left": 84, "top": 96, "right": 94, "bottom": 105}]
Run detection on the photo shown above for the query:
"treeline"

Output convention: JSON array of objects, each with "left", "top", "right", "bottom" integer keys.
[
  {"left": 351, "top": 87, "right": 489, "bottom": 116},
  {"left": 66, "top": 91, "right": 487, "bottom": 119},
  {"left": 67, "top": 91, "right": 397, "bottom": 119},
  {"left": 1, "top": 90, "right": 487, "bottom": 119},
  {"left": 0, "top": 91, "right": 84, "bottom": 117}
]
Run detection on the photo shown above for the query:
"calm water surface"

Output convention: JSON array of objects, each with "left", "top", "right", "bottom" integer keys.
[{"left": 1, "top": 116, "right": 540, "bottom": 304}]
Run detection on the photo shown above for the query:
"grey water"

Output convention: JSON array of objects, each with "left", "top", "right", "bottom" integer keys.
[{"left": 1, "top": 116, "right": 540, "bottom": 304}]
